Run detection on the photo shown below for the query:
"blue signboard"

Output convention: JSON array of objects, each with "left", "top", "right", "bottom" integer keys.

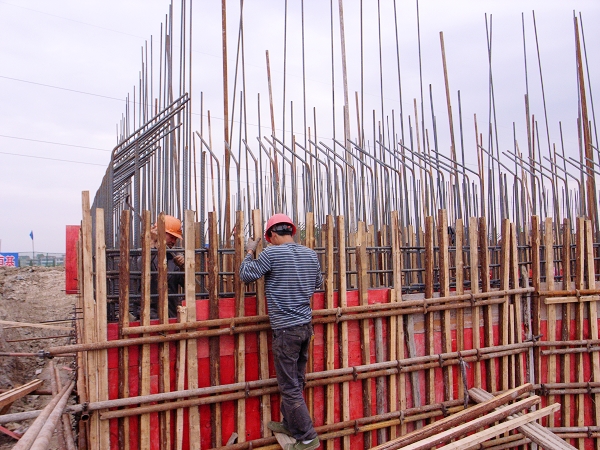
[{"left": 0, "top": 253, "right": 19, "bottom": 267}]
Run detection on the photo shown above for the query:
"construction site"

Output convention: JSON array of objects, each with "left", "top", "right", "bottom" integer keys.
[{"left": 2, "top": 0, "right": 600, "bottom": 449}]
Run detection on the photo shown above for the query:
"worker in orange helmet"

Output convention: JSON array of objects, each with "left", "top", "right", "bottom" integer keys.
[
  {"left": 240, "top": 213, "right": 322, "bottom": 450},
  {"left": 132, "top": 214, "right": 185, "bottom": 320}
]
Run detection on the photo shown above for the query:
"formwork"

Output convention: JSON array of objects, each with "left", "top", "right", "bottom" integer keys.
[{"left": 52, "top": 194, "right": 600, "bottom": 449}]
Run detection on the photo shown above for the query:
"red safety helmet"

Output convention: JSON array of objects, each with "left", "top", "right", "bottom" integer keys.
[{"left": 264, "top": 213, "right": 296, "bottom": 243}]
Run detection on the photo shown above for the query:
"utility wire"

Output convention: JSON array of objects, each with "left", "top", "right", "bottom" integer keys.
[
  {"left": 0, "top": 134, "right": 109, "bottom": 151},
  {"left": 0, "top": 151, "right": 105, "bottom": 166}
]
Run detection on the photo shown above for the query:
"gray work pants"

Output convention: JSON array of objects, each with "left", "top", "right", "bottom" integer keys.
[{"left": 272, "top": 322, "right": 318, "bottom": 442}]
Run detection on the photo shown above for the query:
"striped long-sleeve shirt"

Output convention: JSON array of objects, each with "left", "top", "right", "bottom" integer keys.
[{"left": 239, "top": 243, "right": 323, "bottom": 330}]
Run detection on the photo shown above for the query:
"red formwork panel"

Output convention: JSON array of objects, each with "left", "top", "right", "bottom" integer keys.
[
  {"left": 65, "top": 225, "right": 80, "bottom": 294},
  {"left": 106, "top": 290, "right": 598, "bottom": 449}
]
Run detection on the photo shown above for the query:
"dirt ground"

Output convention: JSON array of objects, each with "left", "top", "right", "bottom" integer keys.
[{"left": 0, "top": 266, "right": 77, "bottom": 449}]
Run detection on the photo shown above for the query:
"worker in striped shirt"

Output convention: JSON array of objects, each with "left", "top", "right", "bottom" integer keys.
[{"left": 240, "top": 213, "right": 323, "bottom": 450}]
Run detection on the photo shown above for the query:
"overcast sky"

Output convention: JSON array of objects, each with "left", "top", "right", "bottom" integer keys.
[{"left": 0, "top": 0, "right": 598, "bottom": 254}]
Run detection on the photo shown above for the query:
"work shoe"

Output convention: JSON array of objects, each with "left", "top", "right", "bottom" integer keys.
[
  {"left": 284, "top": 437, "right": 319, "bottom": 450},
  {"left": 267, "top": 421, "right": 293, "bottom": 437}
]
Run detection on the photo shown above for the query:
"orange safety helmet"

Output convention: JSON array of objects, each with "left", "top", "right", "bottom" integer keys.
[
  {"left": 164, "top": 215, "right": 183, "bottom": 240},
  {"left": 264, "top": 213, "right": 296, "bottom": 243}
]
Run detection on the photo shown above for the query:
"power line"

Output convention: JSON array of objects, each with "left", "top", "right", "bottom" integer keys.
[
  {"left": 0, "top": 151, "right": 105, "bottom": 167},
  {"left": 0, "top": 134, "right": 110, "bottom": 151}
]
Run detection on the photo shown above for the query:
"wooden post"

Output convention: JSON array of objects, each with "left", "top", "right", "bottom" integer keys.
[
  {"left": 531, "top": 216, "right": 541, "bottom": 393},
  {"left": 575, "top": 217, "right": 585, "bottom": 450},
  {"left": 94, "top": 208, "right": 110, "bottom": 449},
  {"left": 252, "top": 209, "right": 271, "bottom": 438},
  {"left": 479, "top": 217, "right": 495, "bottom": 392},
  {"left": 499, "top": 219, "right": 510, "bottom": 393},
  {"left": 81, "top": 191, "right": 99, "bottom": 449},
  {"left": 454, "top": 219, "right": 465, "bottom": 399},
  {"left": 424, "top": 216, "right": 436, "bottom": 410},
  {"left": 234, "top": 210, "right": 246, "bottom": 442},
  {"left": 157, "top": 213, "right": 171, "bottom": 449},
  {"left": 544, "top": 217, "right": 557, "bottom": 426},
  {"left": 510, "top": 222, "right": 525, "bottom": 387},
  {"left": 438, "top": 210, "right": 453, "bottom": 401},
  {"left": 356, "top": 221, "right": 372, "bottom": 447},
  {"left": 185, "top": 210, "right": 200, "bottom": 450},
  {"left": 139, "top": 210, "right": 152, "bottom": 450},
  {"left": 305, "top": 212, "right": 315, "bottom": 418},
  {"left": 207, "top": 211, "right": 222, "bottom": 446},
  {"left": 175, "top": 306, "right": 188, "bottom": 450},
  {"left": 468, "top": 217, "right": 482, "bottom": 387},
  {"left": 561, "top": 219, "right": 573, "bottom": 442},
  {"left": 390, "top": 211, "right": 406, "bottom": 437},
  {"left": 324, "top": 215, "right": 335, "bottom": 450},
  {"left": 118, "top": 209, "right": 131, "bottom": 450},
  {"left": 336, "top": 215, "right": 351, "bottom": 450}
]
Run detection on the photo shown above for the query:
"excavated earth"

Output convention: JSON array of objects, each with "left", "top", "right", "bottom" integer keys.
[{"left": 0, "top": 266, "right": 77, "bottom": 449}]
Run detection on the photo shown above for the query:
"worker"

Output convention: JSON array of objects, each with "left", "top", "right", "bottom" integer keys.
[
  {"left": 131, "top": 214, "right": 185, "bottom": 320},
  {"left": 239, "top": 213, "right": 322, "bottom": 450}
]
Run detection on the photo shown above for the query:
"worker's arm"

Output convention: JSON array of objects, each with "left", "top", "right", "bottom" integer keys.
[{"left": 239, "top": 251, "right": 271, "bottom": 283}]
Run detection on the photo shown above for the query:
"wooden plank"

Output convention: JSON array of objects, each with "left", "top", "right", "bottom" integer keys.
[
  {"left": 118, "top": 209, "right": 130, "bottom": 450},
  {"left": 455, "top": 219, "right": 465, "bottom": 395},
  {"left": 305, "top": 211, "right": 315, "bottom": 419},
  {"left": 435, "top": 404, "right": 561, "bottom": 450},
  {"left": 324, "top": 215, "right": 335, "bottom": 450},
  {"left": 544, "top": 295, "right": 599, "bottom": 304},
  {"left": 175, "top": 306, "right": 187, "bottom": 450},
  {"left": 510, "top": 222, "right": 525, "bottom": 387},
  {"left": 424, "top": 216, "right": 436, "bottom": 409},
  {"left": 234, "top": 210, "right": 246, "bottom": 443},
  {"left": 336, "top": 214, "right": 351, "bottom": 450},
  {"left": 438, "top": 210, "right": 453, "bottom": 401},
  {"left": 253, "top": 209, "right": 271, "bottom": 439},
  {"left": 75, "top": 233, "right": 88, "bottom": 450},
  {"left": 0, "top": 321, "right": 72, "bottom": 331},
  {"left": 561, "top": 218, "right": 573, "bottom": 445},
  {"left": 207, "top": 211, "right": 222, "bottom": 446},
  {"left": 574, "top": 217, "right": 585, "bottom": 450},
  {"left": 469, "top": 217, "right": 481, "bottom": 387},
  {"left": 140, "top": 210, "right": 152, "bottom": 450},
  {"left": 545, "top": 217, "right": 557, "bottom": 427},
  {"left": 156, "top": 213, "right": 171, "bottom": 450},
  {"left": 94, "top": 208, "right": 110, "bottom": 449},
  {"left": 0, "top": 380, "right": 43, "bottom": 410},
  {"left": 396, "top": 396, "right": 544, "bottom": 450},
  {"left": 356, "top": 221, "right": 372, "bottom": 448},
  {"left": 585, "top": 218, "right": 600, "bottom": 450},
  {"left": 479, "top": 217, "right": 495, "bottom": 392},
  {"left": 274, "top": 431, "right": 296, "bottom": 447},
  {"left": 375, "top": 225, "right": 387, "bottom": 445},
  {"left": 531, "top": 215, "right": 542, "bottom": 395},
  {"left": 499, "top": 219, "right": 510, "bottom": 393},
  {"left": 185, "top": 209, "right": 200, "bottom": 450},
  {"left": 81, "top": 191, "right": 98, "bottom": 450}
]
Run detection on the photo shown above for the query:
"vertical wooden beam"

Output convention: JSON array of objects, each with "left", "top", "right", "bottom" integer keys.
[
  {"left": 575, "top": 216, "right": 585, "bottom": 450},
  {"left": 375, "top": 226, "right": 387, "bottom": 446},
  {"left": 305, "top": 212, "right": 315, "bottom": 418},
  {"left": 175, "top": 306, "right": 188, "bottom": 450},
  {"left": 118, "top": 210, "right": 130, "bottom": 450},
  {"left": 81, "top": 191, "right": 98, "bottom": 450},
  {"left": 544, "top": 217, "right": 557, "bottom": 426},
  {"left": 234, "top": 210, "right": 246, "bottom": 443},
  {"left": 390, "top": 211, "right": 406, "bottom": 437},
  {"left": 324, "top": 216, "right": 335, "bottom": 450},
  {"left": 336, "top": 215, "right": 351, "bottom": 450},
  {"left": 468, "top": 217, "right": 481, "bottom": 387},
  {"left": 531, "top": 216, "right": 542, "bottom": 392},
  {"left": 478, "top": 217, "right": 494, "bottom": 392},
  {"left": 585, "top": 219, "right": 600, "bottom": 450},
  {"left": 94, "top": 208, "right": 110, "bottom": 449},
  {"left": 139, "top": 210, "right": 152, "bottom": 450},
  {"left": 356, "top": 221, "right": 372, "bottom": 448},
  {"left": 207, "top": 211, "right": 222, "bottom": 446},
  {"left": 454, "top": 219, "right": 465, "bottom": 399},
  {"left": 438, "top": 210, "right": 453, "bottom": 401},
  {"left": 499, "top": 219, "right": 510, "bottom": 393},
  {"left": 510, "top": 222, "right": 525, "bottom": 387},
  {"left": 561, "top": 219, "right": 573, "bottom": 443},
  {"left": 252, "top": 209, "right": 271, "bottom": 438},
  {"left": 157, "top": 213, "right": 171, "bottom": 449},
  {"left": 75, "top": 234, "right": 89, "bottom": 450},
  {"left": 424, "top": 216, "right": 436, "bottom": 408},
  {"left": 185, "top": 209, "right": 200, "bottom": 450}
]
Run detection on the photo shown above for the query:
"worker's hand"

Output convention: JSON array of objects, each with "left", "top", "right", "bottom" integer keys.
[
  {"left": 173, "top": 253, "right": 184, "bottom": 268},
  {"left": 245, "top": 238, "right": 260, "bottom": 254}
]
